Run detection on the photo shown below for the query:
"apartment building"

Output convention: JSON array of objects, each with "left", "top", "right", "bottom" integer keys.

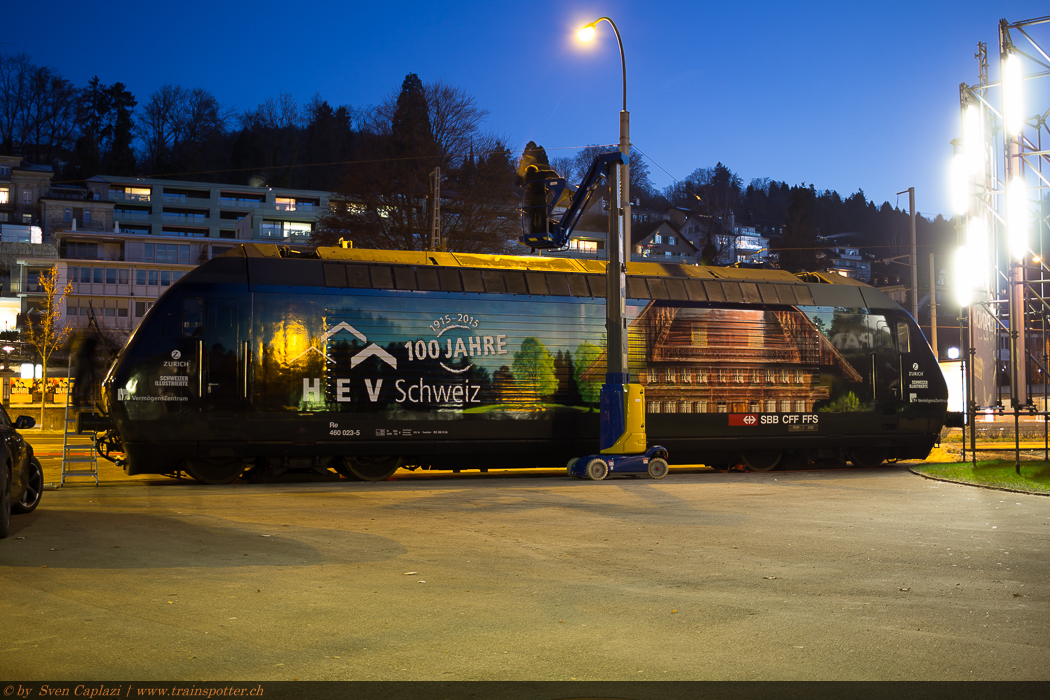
[
  {"left": 0, "top": 155, "right": 53, "bottom": 228},
  {"left": 14, "top": 175, "right": 331, "bottom": 337}
]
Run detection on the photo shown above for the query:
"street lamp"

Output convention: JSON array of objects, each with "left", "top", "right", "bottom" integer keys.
[
  {"left": 575, "top": 16, "right": 648, "bottom": 458},
  {"left": 577, "top": 15, "right": 631, "bottom": 379}
]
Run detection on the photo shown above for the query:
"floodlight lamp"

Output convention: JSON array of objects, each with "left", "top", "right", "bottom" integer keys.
[
  {"left": 962, "top": 104, "right": 984, "bottom": 177},
  {"left": 947, "top": 347, "right": 960, "bottom": 360},
  {"left": 954, "top": 245, "right": 974, "bottom": 307},
  {"left": 577, "top": 24, "right": 596, "bottom": 42},
  {"left": 1003, "top": 52, "right": 1023, "bottom": 137},
  {"left": 1007, "top": 177, "right": 1028, "bottom": 260},
  {"left": 950, "top": 151, "right": 969, "bottom": 216}
]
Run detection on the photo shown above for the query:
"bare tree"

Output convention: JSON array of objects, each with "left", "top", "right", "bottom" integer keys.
[
  {"left": 317, "top": 75, "right": 515, "bottom": 253},
  {"left": 24, "top": 266, "right": 72, "bottom": 425},
  {"left": 0, "top": 53, "right": 78, "bottom": 164},
  {"left": 138, "top": 84, "right": 231, "bottom": 174}
]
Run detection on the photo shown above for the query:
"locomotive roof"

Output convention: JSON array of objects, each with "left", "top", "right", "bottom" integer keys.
[{"left": 203, "top": 243, "right": 905, "bottom": 314}]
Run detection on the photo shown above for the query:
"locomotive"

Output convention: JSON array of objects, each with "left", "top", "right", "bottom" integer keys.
[{"left": 95, "top": 243, "right": 949, "bottom": 483}]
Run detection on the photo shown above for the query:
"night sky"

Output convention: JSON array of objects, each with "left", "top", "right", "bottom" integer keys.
[{"left": 7, "top": 0, "right": 1048, "bottom": 218}]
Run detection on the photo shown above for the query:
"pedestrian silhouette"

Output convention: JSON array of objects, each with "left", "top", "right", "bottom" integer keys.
[{"left": 72, "top": 333, "right": 100, "bottom": 406}]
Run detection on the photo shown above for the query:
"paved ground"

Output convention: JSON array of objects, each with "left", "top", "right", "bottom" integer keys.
[{"left": 2, "top": 436, "right": 1047, "bottom": 681}]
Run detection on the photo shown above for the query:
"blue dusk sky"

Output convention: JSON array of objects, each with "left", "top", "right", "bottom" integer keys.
[{"left": 7, "top": 1, "right": 1049, "bottom": 219}]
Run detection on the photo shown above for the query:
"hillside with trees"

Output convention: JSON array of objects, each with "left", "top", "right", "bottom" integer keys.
[{"left": 0, "top": 51, "right": 965, "bottom": 263}]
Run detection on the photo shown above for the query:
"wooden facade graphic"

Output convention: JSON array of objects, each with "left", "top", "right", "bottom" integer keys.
[{"left": 584, "top": 302, "right": 864, "bottom": 414}]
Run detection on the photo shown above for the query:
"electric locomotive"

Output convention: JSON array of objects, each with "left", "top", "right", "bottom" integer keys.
[{"left": 95, "top": 243, "right": 949, "bottom": 483}]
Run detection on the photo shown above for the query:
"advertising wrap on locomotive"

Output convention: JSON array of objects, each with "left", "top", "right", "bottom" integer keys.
[{"left": 96, "top": 243, "right": 949, "bottom": 483}]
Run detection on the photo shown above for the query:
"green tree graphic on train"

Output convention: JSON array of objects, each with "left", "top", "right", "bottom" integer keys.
[{"left": 512, "top": 337, "right": 557, "bottom": 404}]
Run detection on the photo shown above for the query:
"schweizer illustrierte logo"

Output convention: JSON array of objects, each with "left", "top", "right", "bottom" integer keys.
[{"left": 291, "top": 322, "right": 396, "bottom": 369}]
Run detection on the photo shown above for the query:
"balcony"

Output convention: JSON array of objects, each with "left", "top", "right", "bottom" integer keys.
[
  {"left": 162, "top": 212, "right": 209, "bottom": 223},
  {"left": 114, "top": 209, "right": 151, "bottom": 220},
  {"left": 108, "top": 192, "right": 151, "bottom": 203},
  {"left": 220, "top": 198, "right": 263, "bottom": 208},
  {"left": 256, "top": 230, "right": 312, "bottom": 243}
]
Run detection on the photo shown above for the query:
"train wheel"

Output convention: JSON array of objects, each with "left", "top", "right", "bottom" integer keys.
[
  {"left": 332, "top": 458, "right": 363, "bottom": 481},
  {"left": 185, "top": 458, "right": 245, "bottom": 485},
  {"left": 647, "top": 457, "right": 669, "bottom": 479},
  {"left": 12, "top": 457, "right": 42, "bottom": 515},
  {"left": 347, "top": 455, "right": 402, "bottom": 481},
  {"left": 742, "top": 451, "right": 782, "bottom": 472},
  {"left": 585, "top": 458, "right": 609, "bottom": 481},
  {"left": 848, "top": 450, "right": 884, "bottom": 469}
]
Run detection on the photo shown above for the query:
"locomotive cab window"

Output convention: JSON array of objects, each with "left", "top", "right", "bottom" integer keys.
[
  {"left": 183, "top": 298, "right": 203, "bottom": 337},
  {"left": 896, "top": 322, "right": 911, "bottom": 353}
]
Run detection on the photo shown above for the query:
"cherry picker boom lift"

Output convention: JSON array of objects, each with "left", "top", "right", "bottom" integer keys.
[{"left": 517, "top": 151, "right": 668, "bottom": 480}]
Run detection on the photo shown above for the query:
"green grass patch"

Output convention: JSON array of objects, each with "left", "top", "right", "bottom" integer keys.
[{"left": 913, "top": 460, "right": 1050, "bottom": 494}]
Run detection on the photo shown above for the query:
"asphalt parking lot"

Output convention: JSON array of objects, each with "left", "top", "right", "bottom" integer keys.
[{"left": 2, "top": 443, "right": 1047, "bottom": 682}]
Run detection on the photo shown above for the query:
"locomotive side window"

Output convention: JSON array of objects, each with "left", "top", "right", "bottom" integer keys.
[
  {"left": 897, "top": 322, "right": 911, "bottom": 353},
  {"left": 183, "top": 298, "right": 203, "bottom": 337}
]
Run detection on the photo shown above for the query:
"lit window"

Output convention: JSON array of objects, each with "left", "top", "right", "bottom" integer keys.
[
  {"left": 0, "top": 187, "right": 8, "bottom": 204},
  {"left": 653, "top": 234, "right": 662, "bottom": 244},
  {"left": 668, "top": 236, "right": 676, "bottom": 245},
  {"left": 275, "top": 197, "right": 296, "bottom": 211}
]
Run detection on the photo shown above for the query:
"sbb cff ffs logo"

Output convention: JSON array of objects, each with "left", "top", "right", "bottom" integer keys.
[{"left": 729, "top": 413, "right": 819, "bottom": 427}]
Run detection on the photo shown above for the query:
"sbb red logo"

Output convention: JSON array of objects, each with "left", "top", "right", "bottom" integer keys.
[{"left": 729, "top": 413, "right": 758, "bottom": 426}]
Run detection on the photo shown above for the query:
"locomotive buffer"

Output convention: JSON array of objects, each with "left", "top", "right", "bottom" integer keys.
[{"left": 518, "top": 151, "right": 668, "bottom": 480}]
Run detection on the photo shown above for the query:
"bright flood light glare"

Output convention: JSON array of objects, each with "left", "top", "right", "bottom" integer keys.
[
  {"left": 1003, "top": 52, "right": 1023, "bottom": 137},
  {"left": 1007, "top": 177, "right": 1028, "bottom": 260},
  {"left": 954, "top": 245, "right": 974, "bottom": 307},
  {"left": 962, "top": 104, "right": 984, "bottom": 177},
  {"left": 577, "top": 24, "right": 596, "bottom": 42},
  {"left": 966, "top": 214, "right": 987, "bottom": 252},
  {"left": 950, "top": 152, "right": 969, "bottom": 215},
  {"left": 947, "top": 347, "right": 960, "bottom": 360}
]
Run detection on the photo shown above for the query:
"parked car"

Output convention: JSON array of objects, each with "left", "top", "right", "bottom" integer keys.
[{"left": 0, "top": 406, "right": 42, "bottom": 538}]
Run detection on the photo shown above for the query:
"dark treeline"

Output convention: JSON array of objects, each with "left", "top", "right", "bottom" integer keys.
[
  {"left": 0, "top": 51, "right": 957, "bottom": 264},
  {"left": 0, "top": 52, "right": 356, "bottom": 190}
]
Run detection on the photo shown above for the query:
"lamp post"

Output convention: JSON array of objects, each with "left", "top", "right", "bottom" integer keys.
[{"left": 578, "top": 16, "right": 630, "bottom": 379}]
